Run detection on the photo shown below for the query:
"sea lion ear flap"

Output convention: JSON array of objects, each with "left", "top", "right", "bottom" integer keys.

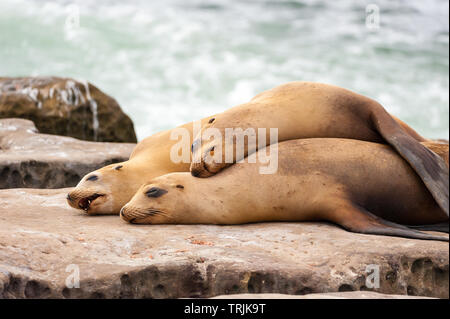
[
  {"left": 114, "top": 165, "right": 123, "bottom": 171},
  {"left": 168, "top": 183, "right": 184, "bottom": 189}
]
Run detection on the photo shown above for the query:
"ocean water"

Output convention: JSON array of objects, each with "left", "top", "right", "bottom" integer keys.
[{"left": 0, "top": 0, "right": 448, "bottom": 141}]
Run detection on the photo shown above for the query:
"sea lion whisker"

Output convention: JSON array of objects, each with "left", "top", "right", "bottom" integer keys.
[
  {"left": 147, "top": 209, "right": 174, "bottom": 220},
  {"left": 146, "top": 209, "right": 170, "bottom": 217}
]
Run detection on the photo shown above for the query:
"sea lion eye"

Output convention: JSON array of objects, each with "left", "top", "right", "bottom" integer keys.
[
  {"left": 114, "top": 165, "right": 123, "bottom": 170},
  {"left": 86, "top": 175, "right": 98, "bottom": 181},
  {"left": 145, "top": 187, "right": 168, "bottom": 198},
  {"left": 176, "top": 184, "right": 184, "bottom": 189},
  {"left": 208, "top": 118, "right": 215, "bottom": 124}
]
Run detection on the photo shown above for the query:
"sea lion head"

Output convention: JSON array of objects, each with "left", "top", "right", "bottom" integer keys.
[
  {"left": 120, "top": 174, "right": 190, "bottom": 224},
  {"left": 190, "top": 115, "right": 248, "bottom": 178},
  {"left": 67, "top": 162, "right": 133, "bottom": 215}
]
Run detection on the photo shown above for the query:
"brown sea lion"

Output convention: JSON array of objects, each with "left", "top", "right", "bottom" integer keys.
[
  {"left": 121, "top": 138, "right": 448, "bottom": 241},
  {"left": 65, "top": 111, "right": 433, "bottom": 216},
  {"left": 189, "top": 82, "right": 449, "bottom": 216}
]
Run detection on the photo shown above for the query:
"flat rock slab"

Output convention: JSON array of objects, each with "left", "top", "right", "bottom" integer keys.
[
  {"left": 0, "top": 118, "right": 135, "bottom": 188},
  {"left": 0, "top": 188, "right": 448, "bottom": 299}
]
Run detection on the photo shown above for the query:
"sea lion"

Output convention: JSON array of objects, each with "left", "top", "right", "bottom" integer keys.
[
  {"left": 121, "top": 138, "right": 449, "bottom": 242},
  {"left": 66, "top": 117, "right": 213, "bottom": 214},
  {"left": 65, "top": 112, "right": 433, "bottom": 216},
  {"left": 189, "top": 82, "right": 449, "bottom": 216}
]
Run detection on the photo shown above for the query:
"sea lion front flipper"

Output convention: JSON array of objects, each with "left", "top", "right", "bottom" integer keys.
[
  {"left": 329, "top": 204, "right": 449, "bottom": 242},
  {"left": 370, "top": 108, "right": 449, "bottom": 217}
]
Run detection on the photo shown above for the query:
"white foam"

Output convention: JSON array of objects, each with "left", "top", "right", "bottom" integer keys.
[{"left": 81, "top": 80, "right": 99, "bottom": 141}]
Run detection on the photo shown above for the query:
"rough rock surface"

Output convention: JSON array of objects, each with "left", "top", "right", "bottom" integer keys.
[
  {"left": 0, "top": 188, "right": 447, "bottom": 299},
  {"left": 0, "top": 118, "right": 135, "bottom": 188},
  {"left": 0, "top": 77, "right": 137, "bottom": 142},
  {"left": 211, "top": 292, "right": 433, "bottom": 299}
]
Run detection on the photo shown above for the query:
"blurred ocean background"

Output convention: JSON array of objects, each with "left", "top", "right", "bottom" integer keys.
[{"left": 0, "top": 0, "right": 448, "bottom": 140}]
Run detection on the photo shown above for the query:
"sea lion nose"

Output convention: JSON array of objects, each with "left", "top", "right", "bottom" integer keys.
[
  {"left": 66, "top": 193, "right": 73, "bottom": 202},
  {"left": 191, "top": 169, "right": 200, "bottom": 177},
  {"left": 120, "top": 207, "right": 132, "bottom": 222}
]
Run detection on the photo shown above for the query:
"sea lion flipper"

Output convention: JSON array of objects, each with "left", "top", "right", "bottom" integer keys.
[
  {"left": 408, "top": 222, "right": 449, "bottom": 234},
  {"left": 331, "top": 204, "right": 449, "bottom": 242},
  {"left": 371, "top": 110, "right": 449, "bottom": 217}
]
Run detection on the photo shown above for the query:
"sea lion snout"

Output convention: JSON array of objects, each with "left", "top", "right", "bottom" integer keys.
[
  {"left": 190, "top": 137, "right": 223, "bottom": 177},
  {"left": 120, "top": 205, "right": 155, "bottom": 224},
  {"left": 191, "top": 169, "right": 200, "bottom": 177},
  {"left": 66, "top": 189, "right": 105, "bottom": 214},
  {"left": 119, "top": 206, "right": 130, "bottom": 222},
  {"left": 190, "top": 148, "right": 224, "bottom": 178},
  {"left": 190, "top": 161, "right": 215, "bottom": 178}
]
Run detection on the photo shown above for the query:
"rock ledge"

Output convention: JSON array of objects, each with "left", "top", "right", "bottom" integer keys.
[
  {"left": 0, "top": 118, "right": 135, "bottom": 188},
  {"left": 0, "top": 188, "right": 447, "bottom": 299}
]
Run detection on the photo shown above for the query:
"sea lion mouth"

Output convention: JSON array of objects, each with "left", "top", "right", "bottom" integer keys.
[
  {"left": 201, "top": 159, "right": 215, "bottom": 176},
  {"left": 78, "top": 193, "right": 104, "bottom": 211},
  {"left": 121, "top": 207, "right": 168, "bottom": 224},
  {"left": 191, "top": 158, "right": 211, "bottom": 177}
]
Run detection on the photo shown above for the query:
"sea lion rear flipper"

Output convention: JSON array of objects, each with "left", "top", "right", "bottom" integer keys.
[
  {"left": 408, "top": 222, "right": 449, "bottom": 234},
  {"left": 330, "top": 204, "right": 449, "bottom": 242},
  {"left": 371, "top": 109, "right": 449, "bottom": 217},
  {"left": 420, "top": 141, "right": 449, "bottom": 167}
]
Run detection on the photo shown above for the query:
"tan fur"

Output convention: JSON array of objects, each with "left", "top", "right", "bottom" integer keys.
[
  {"left": 191, "top": 82, "right": 427, "bottom": 176},
  {"left": 190, "top": 81, "right": 449, "bottom": 216},
  {"left": 122, "top": 139, "right": 448, "bottom": 241}
]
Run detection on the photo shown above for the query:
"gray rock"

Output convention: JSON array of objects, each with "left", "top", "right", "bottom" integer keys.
[
  {"left": 0, "top": 188, "right": 447, "bottom": 299},
  {"left": 0, "top": 77, "right": 137, "bottom": 143},
  {"left": 0, "top": 118, "right": 135, "bottom": 188}
]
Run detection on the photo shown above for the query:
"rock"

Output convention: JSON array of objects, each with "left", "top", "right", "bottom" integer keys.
[
  {"left": 0, "top": 188, "right": 447, "bottom": 299},
  {"left": 211, "top": 292, "right": 433, "bottom": 299},
  {"left": 0, "top": 118, "right": 135, "bottom": 188},
  {"left": 0, "top": 77, "right": 137, "bottom": 143}
]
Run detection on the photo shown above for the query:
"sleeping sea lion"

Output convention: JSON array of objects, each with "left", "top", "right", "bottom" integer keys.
[
  {"left": 189, "top": 82, "right": 449, "bottom": 216},
  {"left": 122, "top": 139, "right": 449, "bottom": 241}
]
